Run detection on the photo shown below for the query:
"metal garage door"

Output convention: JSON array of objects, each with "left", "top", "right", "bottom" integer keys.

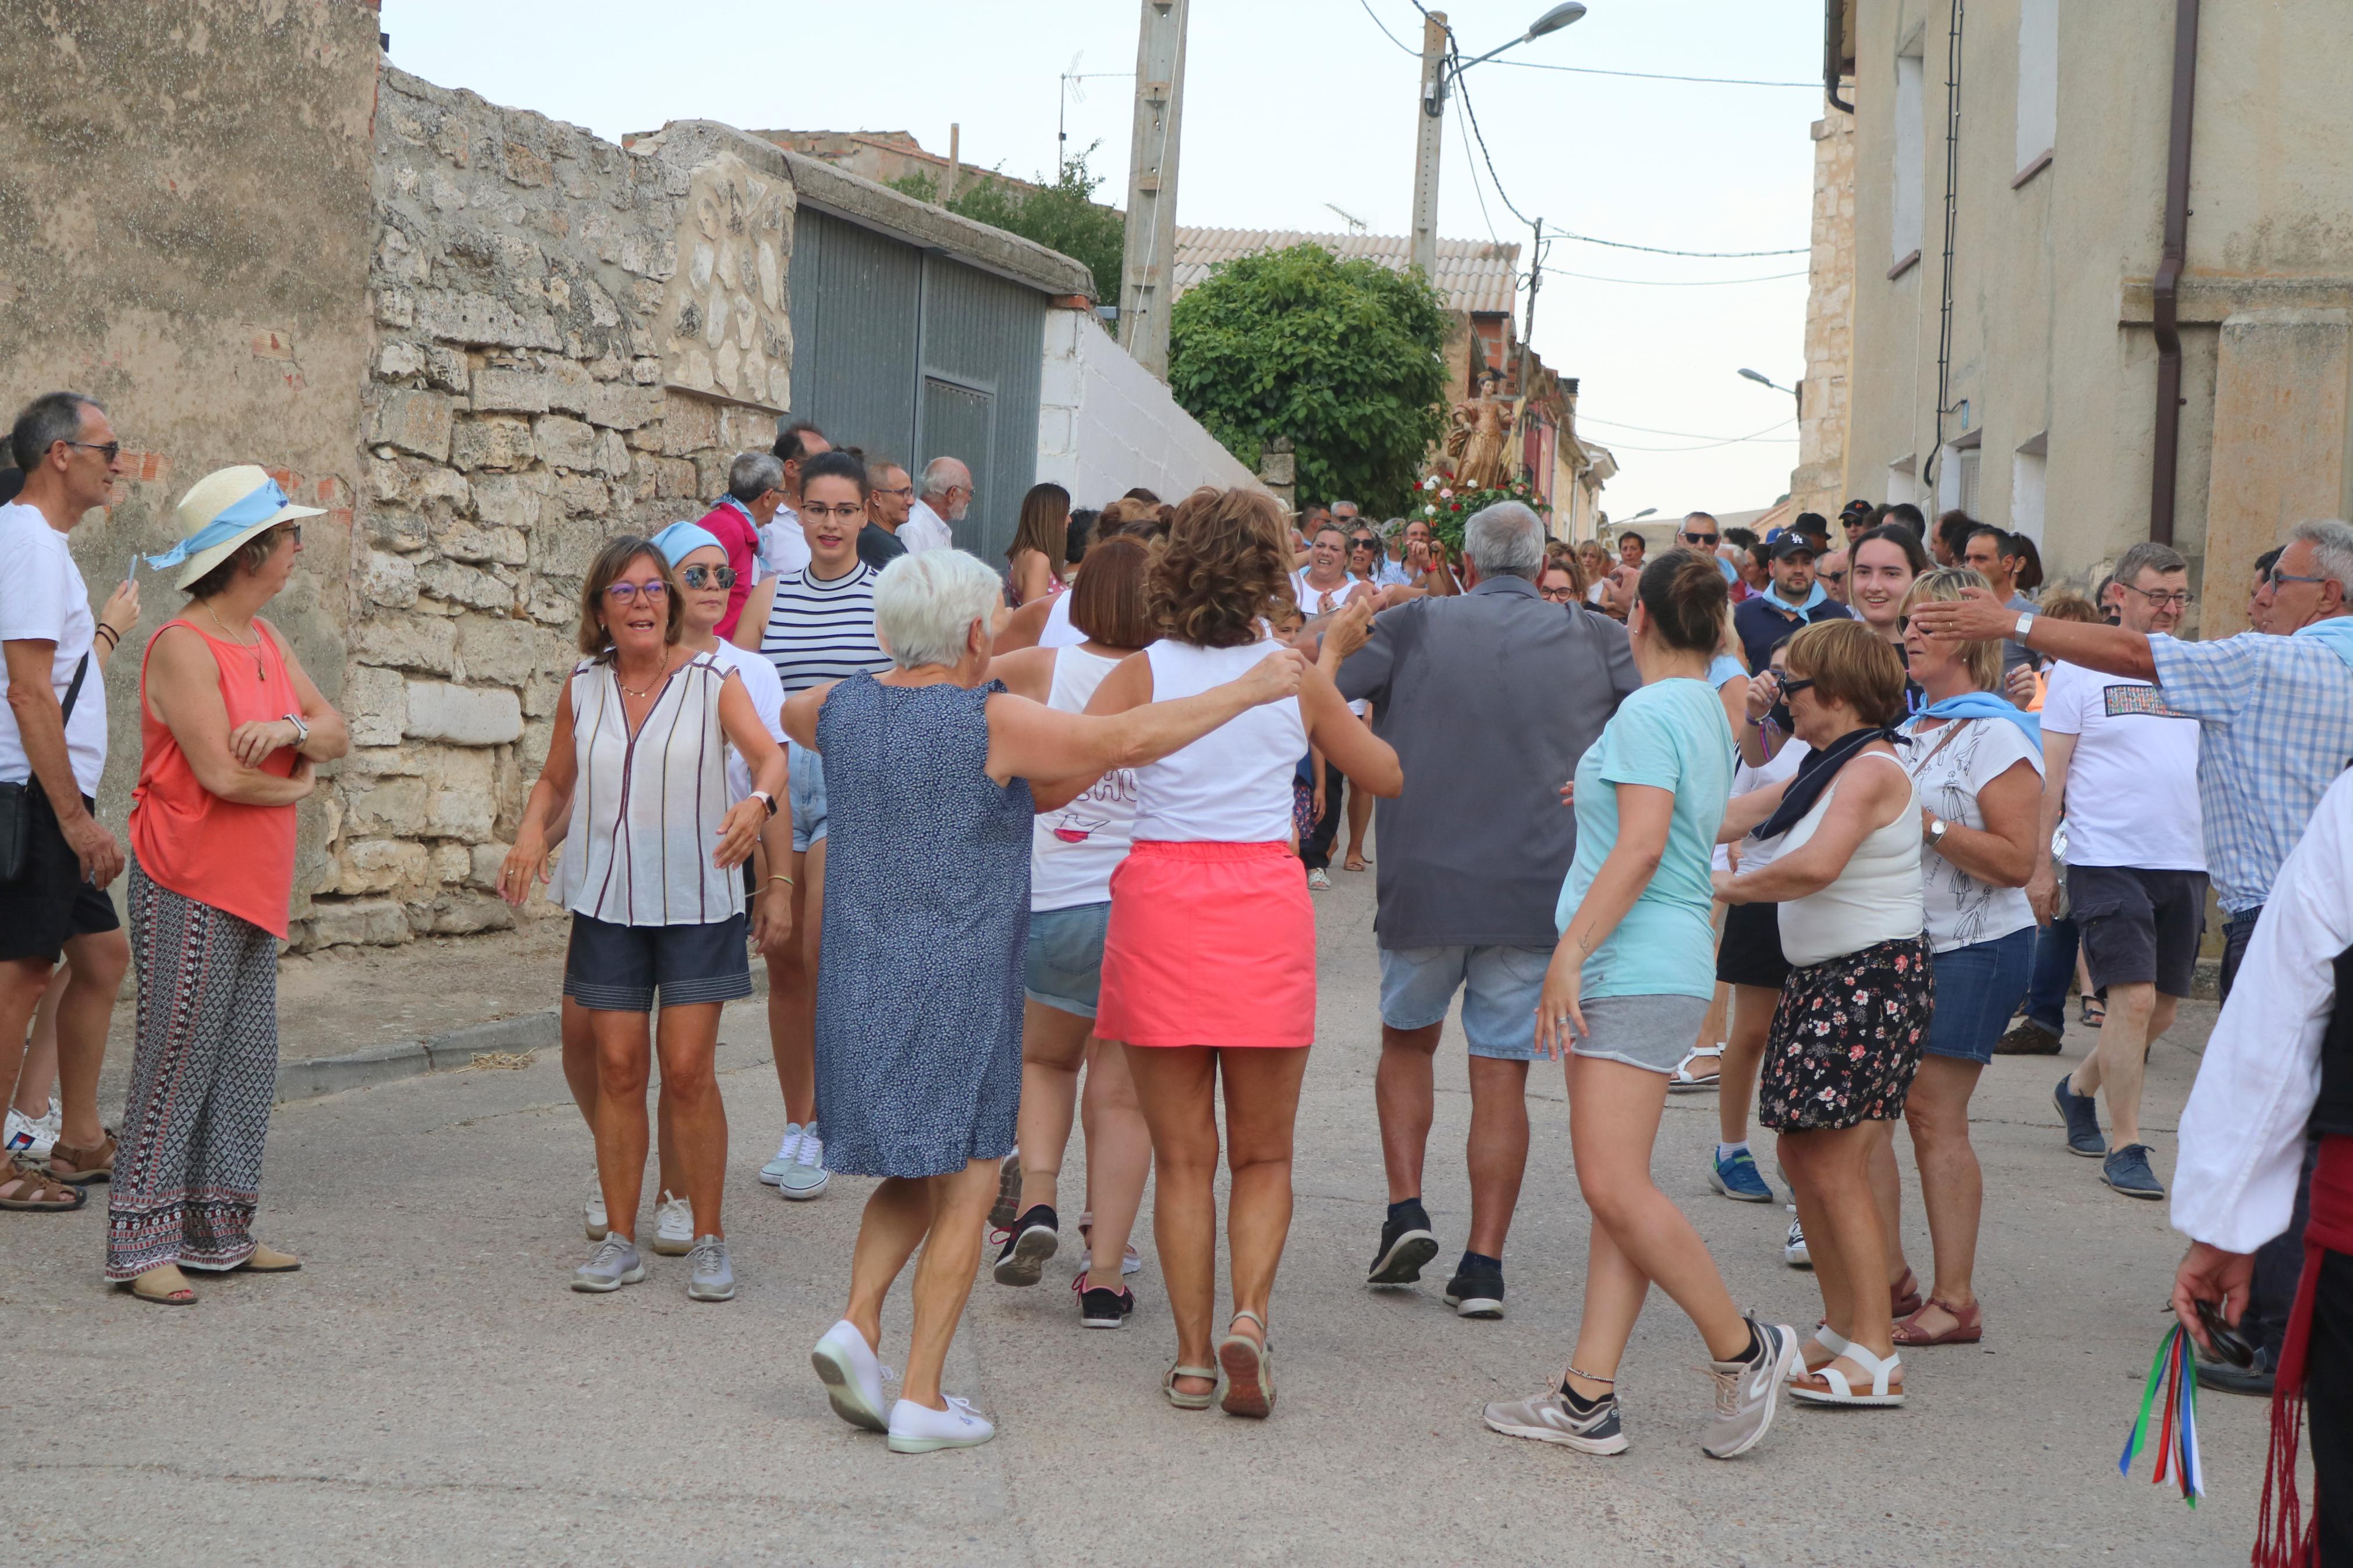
[{"left": 787, "top": 208, "right": 1046, "bottom": 566}]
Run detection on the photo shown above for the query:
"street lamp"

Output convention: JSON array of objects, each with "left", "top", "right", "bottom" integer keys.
[
  {"left": 1410, "top": 5, "right": 1587, "bottom": 281},
  {"left": 1738, "top": 367, "right": 1800, "bottom": 399},
  {"left": 1626, "top": 507, "right": 1657, "bottom": 521}
]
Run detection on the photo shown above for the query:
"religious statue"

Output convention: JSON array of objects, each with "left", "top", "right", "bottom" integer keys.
[{"left": 1444, "top": 368, "right": 1520, "bottom": 492}]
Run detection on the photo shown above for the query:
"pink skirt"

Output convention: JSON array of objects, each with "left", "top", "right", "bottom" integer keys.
[{"left": 1095, "top": 840, "right": 1315, "bottom": 1048}]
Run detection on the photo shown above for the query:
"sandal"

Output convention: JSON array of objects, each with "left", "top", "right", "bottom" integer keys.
[
  {"left": 1893, "top": 1296, "right": 1983, "bottom": 1346},
  {"left": 1162, "top": 1361, "right": 1219, "bottom": 1410},
  {"left": 123, "top": 1264, "right": 197, "bottom": 1306},
  {"left": 2079, "top": 996, "right": 2106, "bottom": 1027},
  {"left": 1890, "top": 1267, "right": 1923, "bottom": 1320},
  {"left": 47, "top": 1130, "right": 115, "bottom": 1186},
  {"left": 1667, "top": 1044, "right": 1724, "bottom": 1094},
  {"left": 1343, "top": 850, "right": 1370, "bottom": 872},
  {"left": 234, "top": 1244, "right": 301, "bottom": 1273},
  {"left": 1218, "top": 1309, "right": 1275, "bottom": 1418},
  {"left": 0, "top": 1153, "right": 84, "bottom": 1211},
  {"left": 1791, "top": 1325, "right": 1850, "bottom": 1382},
  {"left": 1790, "top": 1343, "right": 1906, "bottom": 1407}
]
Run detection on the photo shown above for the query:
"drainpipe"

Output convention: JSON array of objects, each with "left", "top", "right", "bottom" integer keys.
[
  {"left": 1824, "top": 0, "right": 1853, "bottom": 112},
  {"left": 2149, "top": 0, "right": 2201, "bottom": 546}
]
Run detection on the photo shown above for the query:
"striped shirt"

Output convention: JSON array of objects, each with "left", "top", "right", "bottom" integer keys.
[
  {"left": 560, "top": 653, "right": 743, "bottom": 927},
  {"left": 758, "top": 562, "right": 892, "bottom": 692}
]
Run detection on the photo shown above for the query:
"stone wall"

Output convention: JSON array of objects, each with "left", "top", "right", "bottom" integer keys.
[
  {"left": 308, "top": 71, "right": 790, "bottom": 948},
  {"left": 1789, "top": 106, "right": 1856, "bottom": 518}
]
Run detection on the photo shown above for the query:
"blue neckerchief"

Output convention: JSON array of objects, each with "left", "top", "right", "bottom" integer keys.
[
  {"left": 1762, "top": 581, "right": 1829, "bottom": 618},
  {"left": 2293, "top": 616, "right": 2353, "bottom": 673},
  {"left": 711, "top": 494, "right": 757, "bottom": 527},
  {"left": 1906, "top": 691, "right": 2040, "bottom": 749}
]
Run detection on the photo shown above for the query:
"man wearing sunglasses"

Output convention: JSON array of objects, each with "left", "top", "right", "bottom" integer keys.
[
  {"left": 1680, "top": 512, "right": 1737, "bottom": 589},
  {"left": 697, "top": 451, "right": 787, "bottom": 639},
  {"left": 1731, "top": 533, "right": 1852, "bottom": 674}
]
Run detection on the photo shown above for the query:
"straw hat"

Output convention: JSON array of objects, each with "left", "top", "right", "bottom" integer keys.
[{"left": 150, "top": 465, "right": 323, "bottom": 591}]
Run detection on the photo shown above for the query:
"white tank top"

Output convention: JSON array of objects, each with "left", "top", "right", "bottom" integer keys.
[
  {"left": 1774, "top": 751, "right": 1925, "bottom": 968},
  {"left": 1130, "top": 639, "right": 1306, "bottom": 845},
  {"left": 1031, "top": 646, "right": 1140, "bottom": 911},
  {"left": 561, "top": 653, "right": 745, "bottom": 927}
]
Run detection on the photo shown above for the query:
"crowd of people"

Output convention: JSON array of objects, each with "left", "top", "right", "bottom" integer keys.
[{"left": 5, "top": 385, "right": 2352, "bottom": 1555}]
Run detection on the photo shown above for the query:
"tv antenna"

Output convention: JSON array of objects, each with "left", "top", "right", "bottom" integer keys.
[
  {"left": 1324, "top": 202, "right": 1370, "bottom": 234},
  {"left": 1060, "top": 52, "right": 1133, "bottom": 173}
]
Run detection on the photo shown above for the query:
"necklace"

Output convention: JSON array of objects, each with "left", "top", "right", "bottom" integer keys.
[{"left": 204, "top": 604, "right": 266, "bottom": 682}]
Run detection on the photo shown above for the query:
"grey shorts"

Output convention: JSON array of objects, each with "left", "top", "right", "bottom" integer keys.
[
  {"left": 1025, "top": 901, "right": 1110, "bottom": 1019},
  {"left": 1568, "top": 992, "right": 1716, "bottom": 1076},
  {"left": 788, "top": 739, "right": 827, "bottom": 852}
]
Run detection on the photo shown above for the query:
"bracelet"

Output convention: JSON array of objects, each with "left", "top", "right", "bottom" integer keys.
[
  {"left": 94, "top": 624, "right": 119, "bottom": 648},
  {"left": 769, "top": 874, "right": 794, "bottom": 886}
]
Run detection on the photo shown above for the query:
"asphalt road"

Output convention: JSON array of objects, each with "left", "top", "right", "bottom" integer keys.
[{"left": 2, "top": 866, "right": 2256, "bottom": 1566}]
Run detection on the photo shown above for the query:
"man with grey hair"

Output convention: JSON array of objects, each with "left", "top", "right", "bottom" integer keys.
[
  {"left": 697, "top": 450, "right": 786, "bottom": 638},
  {"left": 2031, "top": 541, "right": 2206, "bottom": 1199},
  {"left": 1327, "top": 499, "right": 1638, "bottom": 1317},
  {"left": 901, "top": 457, "right": 966, "bottom": 556},
  {"left": 854, "top": 458, "right": 911, "bottom": 572}
]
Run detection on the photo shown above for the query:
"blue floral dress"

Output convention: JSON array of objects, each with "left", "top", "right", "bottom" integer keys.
[{"left": 812, "top": 674, "right": 1032, "bottom": 1178}]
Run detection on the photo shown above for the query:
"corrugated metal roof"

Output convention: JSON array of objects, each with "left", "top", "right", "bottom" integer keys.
[{"left": 1171, "top": 229, "right": 1520, "bottom": 317}]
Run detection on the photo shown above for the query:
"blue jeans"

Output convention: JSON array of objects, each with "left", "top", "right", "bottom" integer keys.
[{"left": 2024, "top": 916, "right": 2078, "bottom": 1037}]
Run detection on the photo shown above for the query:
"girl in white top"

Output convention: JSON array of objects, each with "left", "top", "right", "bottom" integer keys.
[
  {"left": 982, "top": 536, "right": 1156, "bottom": 1317},
  {"left": 1088, "top": 489, "right": 1400, "bottom": 1416},
  {"left": 1715, "top": 620, "right": 1928, "bottom": 1410}
]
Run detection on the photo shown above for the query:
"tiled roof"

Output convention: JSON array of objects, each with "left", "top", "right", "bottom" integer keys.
[{"left": 1171, "top": 229, "right": 1521, "bottom": 317}]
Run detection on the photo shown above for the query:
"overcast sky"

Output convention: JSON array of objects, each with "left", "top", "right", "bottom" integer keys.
[{"left": 383, "top": 1, "right": 1826, "bottom": 522}]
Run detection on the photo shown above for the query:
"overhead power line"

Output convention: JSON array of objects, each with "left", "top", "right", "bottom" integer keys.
[
  {"left": 1543, "top": 265, "right": 1808, "bottom": 286},
  {"left": 1578, "top": 417, "right": 1798, "bottom": 453},
  {"left": 1488, "top": 58, "right": 1816, "bottom": 88},
  {"left": 1357, "top": 0, "right": 1419, "bottom": 55},
  {"left": 1546, "top": 229, "right": 1808, "bottom": 258},
  {"left": 1580, "top": 414, "right": 1796, "bottom": 441}
]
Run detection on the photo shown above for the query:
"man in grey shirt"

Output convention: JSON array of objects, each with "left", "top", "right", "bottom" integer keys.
[{"left": 1330, "top": 502, "right": 1638, "bottom": 1318}]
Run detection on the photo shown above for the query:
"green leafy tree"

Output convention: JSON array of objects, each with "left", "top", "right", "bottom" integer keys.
[
  {"left": 1167, "top": 244, "right": 1449, "bottom": 518},
  {"left": 889, "top": 145, "right": 1124, "bottom": 305}
]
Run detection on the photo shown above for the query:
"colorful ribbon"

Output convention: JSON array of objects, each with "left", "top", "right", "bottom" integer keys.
[
  {"left": 2120, "top": 1323, "right": 2203, "bottom": 1507},
  {"left": 146, "top": 477, "right": 292, "bottom": 570}
]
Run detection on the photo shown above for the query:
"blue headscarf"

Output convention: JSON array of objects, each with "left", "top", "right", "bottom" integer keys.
[
  {"left": 1906, "top": 690, "right": 2040, "bottom": 748},
  {"left": 650, "top": 520, "right": 725, "bottom": 567}
]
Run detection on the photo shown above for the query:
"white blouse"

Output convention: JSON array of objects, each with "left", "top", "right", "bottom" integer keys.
[{"left": 561, "top": 654, "right": 744, "bottom": 927}]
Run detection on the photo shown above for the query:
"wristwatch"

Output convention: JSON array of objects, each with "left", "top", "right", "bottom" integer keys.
[
  {"left": 282, "top": 710, "right": 310, "bottom": 748},
  {"left": 2014, "top": 610, "right": 2036, "bottom": 643},
  {"left": 1926, "top": 816, "right": 1950, "bottom": 849},
  {"left": 751, "top": 789, "right": 779, "bottom": 818}
]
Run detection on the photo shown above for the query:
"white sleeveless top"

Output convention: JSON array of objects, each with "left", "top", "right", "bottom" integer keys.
[
  {"left": 1774, "top": 751, "right": 1925, "bottom": 968},
  {"left": 1031, "top": 646, "right": 1140, "bottom": 911},
  {"left": 561, "top": 653, "right": 746, "bottom": 927},
  {"left": 1130, "top": 639, "right": 1306, "bottom": 845}
]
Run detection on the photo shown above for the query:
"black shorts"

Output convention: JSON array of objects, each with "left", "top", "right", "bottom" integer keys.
[
  {"left": 0, "top": 788, "right": 120, "bottom": 965},
  {"left": 1715, "top": 899, "right": 1789, "bottom": 990},
  {"left": 2070, "top": 865, "right": 2208, "bottom": 1000},
  {"left": 562, "top": 910, "right": 752, "bottom": 1012}
]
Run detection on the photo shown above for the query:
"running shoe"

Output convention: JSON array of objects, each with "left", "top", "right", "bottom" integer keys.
[
  {"left": 760, "top": 1123, "right": 804, "bottom": 1186},
  {"left": 777, "top": 1122, "right": 829, "bottom": 1201},
  {"left": 1708, "top": 1146, "right": 1774, "bottom": 1203},
  {"left": 2053, "top": 1075, "right": 2107, "bottom": 1157},
  {"left": 651, "top": 1189, "right": 694, "bottom": 1256},
  {"left": 993, "top": 1203, "right": 1059, "bottom": 1285},
  {"left": 1702, "top": 1318, "right": 1797, "bottom": 1459},
  {"left": 1783, "top": 1213, "right": 1811, "bottom": 1270},
  {"left": 2102, "top": 1143, "right": 2166, "bottom": 1199},
  {"left": 1076, "top": 1275, "right": 1135, "bottom": 1328},
  {"left": 1483, "top": 1388, "right": 1629, "bottom": 1455},
  {"left": 1442, "top": 1257, "right": 1506, "bottom": 1319},
  {"left": 1076, "top": 1211, "right": 1143, "bottom": 1275},
  {"left": 988, "top": 1148, "right": 1023, "bottom": 1230},
  {"left": 584, "top": 1176, "right": 608, "bottom": 1241},
  {"left": 571, "top": 1235, "right": 644, "bottom": 1293},
  {"left": 686, "top": 1235, "right": 736, "bottom": 1302},
  {"left": 1367, "top": 1200, "right": 1439, "bottom": 1286}
]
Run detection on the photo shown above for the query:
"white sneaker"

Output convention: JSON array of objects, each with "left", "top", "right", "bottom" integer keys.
[
  {"left": 37, "top": 1095, "right": 61, "bottom": 1139},
  {"left": 652, "top": 1189, "right": 694, "bottom": 1256},
  {"left": 812, "top": 1319, "right": 890, "bottom": 1432},
  {"left": 761, "top": 1123, "right": 803, "bottom": 1187},
  {"left": 886, "top": 1394, "right": 995, "bottom": 1454},
  {"left": 3, "top": 1108, "right": 55, "bottom": 1161},
  {"left": 778, "top": 1122, "right": 828, "bottom": 1201},
  {"left": 1783, "top": 1214, "right": 1811, "bottom": 1269},
  {"left": 584, "top": 1177, "right": 608, "bottom": 1241}
]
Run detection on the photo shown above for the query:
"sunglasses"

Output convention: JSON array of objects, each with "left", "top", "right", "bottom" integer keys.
[
  {"left": 62, "top": 439, "right": 122, "bottom": 463},
  {"left": 603, "top": 581, "right": 669, "bottom": 604},
  {"left": 1777, "top": 675, "right": 1818, "bottom": 699},
  {"left": 680, "top": 564, "right": 739, "bottom": 589},
  {"left": 1820, "top": 567, "right": 1847, "bottom": 583},
  {"left": 1681, "top": 531, "right": 1719, "bottom": 546}
]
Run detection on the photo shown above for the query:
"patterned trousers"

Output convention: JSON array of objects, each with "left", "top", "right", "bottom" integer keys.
[{"left": 106, "top": 866, "right": 281, "bottom": 1281}]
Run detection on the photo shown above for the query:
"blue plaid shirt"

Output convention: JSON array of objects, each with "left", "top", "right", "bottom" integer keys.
[{"left": 2148, "top": 631, "right": 2353, "bottom": 913}]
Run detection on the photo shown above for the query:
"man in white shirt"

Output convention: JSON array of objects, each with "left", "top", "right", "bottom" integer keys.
[
  {"left": 760, "top": 421, "right": 828, "bottom": 578},
  {"left": 0, "top": 393, "right": 131, "bottom": 1201},
  {"left": 2042, "top": 543, "right": 2207, "bottom": 1200},
  {"left": 900, "top": 457, "right": 966, "bottom": 556}
]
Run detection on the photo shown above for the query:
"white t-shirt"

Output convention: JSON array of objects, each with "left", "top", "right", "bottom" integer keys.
[
  {"left": 1038, "top": 592, "right": 1085, "bottom": 650},
  {"left": 1902, "top": 714, "right": 2045, "bottom": 952},
  {"left": 760, "top": 507, "right": 810, "bottom": 579},
  {"left": 2039, "top": 650, "right": 2205, "bottom": 871},
  {"left": 1032, "top": 646, "right": 1138, "bottom": 911},
  {"left": 900, "top": 500, "right": 955, "bottom": 556},
  {"left": 707, "top": 640, "right": 786, "bottom": 805},
  {"left": 0, "top": 504, "right": 104, "bottom": 798},
  {"left": 1291, "top": 570, "right": 1354, "bottom": 617},
  {"left": 1716, "top": 737, "right": 1809, "bottom": 873}
]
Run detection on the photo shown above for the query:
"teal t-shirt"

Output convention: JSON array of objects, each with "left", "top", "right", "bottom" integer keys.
[{"left": 1553, "top": 678, "right": 1736, "bottom": 1001}]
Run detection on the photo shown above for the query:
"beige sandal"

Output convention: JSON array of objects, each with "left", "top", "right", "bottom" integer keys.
[
  {"left": 235, "top": 1244, "right": 301, "bottom": 1273},
  {"left": 1218, "top": 1309, "right": 1275, "bottom": 1418},
  {"left": 1163, "top": 1361, "right": 1219, "bottom": 1410},
  {"left": 0, "top": 1154, "right": 84, "bottom": 1211},
  {"left": 125, "top": 1265, "right": 196, "bottom": 1306}
]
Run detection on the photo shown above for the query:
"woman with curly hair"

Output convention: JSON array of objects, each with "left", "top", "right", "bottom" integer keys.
[{"left": 1090, "top": 486, "right": 1401, "bottom": 1418}]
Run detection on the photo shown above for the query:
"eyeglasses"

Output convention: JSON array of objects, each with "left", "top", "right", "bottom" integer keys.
[
  {"left": 1681, "top": 532, "right": 1719, "bottom": 546},
  {"left": 276, "top": 524, "right": 303, "bottom": 546},
  {"left": 680, "top": 564, "right": 738, "bottom": 589},
  {"left": 1820, "top": 567, "right": 1847, "bottom": 584},
  {"left": 2118, "top": 581, "right": 2194, "bottom": 609},
  {"left": 2266, "top": 566, "right": 2329, "bottom": 589},
  {"left": 871, "top": 485, "right": 914, "bottom": 499},
  {"left": 61, "top": 440, "right": 121, "bottom": 463},
  {"left": 801, "top": 503, "right": 866, "bottom": 521},
  {"left": 604, "top": 581, "right": 670, "bottom": 604},
  {"left": 1777, "top": 675, "right": 1818, "bottom": 699},
  {"left": 1538, "top": 584, "right": 1577, "bottom": 603}
]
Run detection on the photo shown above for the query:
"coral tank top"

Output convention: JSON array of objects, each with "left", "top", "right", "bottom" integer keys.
[{"left": 130, "top": 617, "right": 301, "bottom": 937}]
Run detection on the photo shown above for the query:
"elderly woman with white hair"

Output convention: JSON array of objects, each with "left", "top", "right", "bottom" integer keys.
[{"left": 791, "top": 547, "right": 1306, "bottom": 1456}]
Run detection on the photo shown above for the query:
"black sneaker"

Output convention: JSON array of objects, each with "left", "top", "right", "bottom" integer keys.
[
  {"left": 2053, "top": 1075, "right": 2107, "bottom": 1157},
  {"left": 1442, "top": 1257, "right": 1506, "bottom": 1319},
  {"left": 992, "top": 1203, "right": 1059, "bottom": 1285},
  {"left": 1075, "top": 1277, "right": 1135, "bottom": 1328},
  {"left": 1367, "top": 1201, "right": 1439, "bottom": 1287},
  {"left": 1993, "top": 1018, "right": 2061, "bottom": 1055}
]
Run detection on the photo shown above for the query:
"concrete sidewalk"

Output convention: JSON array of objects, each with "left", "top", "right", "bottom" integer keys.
[{"left": 2, "top": 867, "right": 2255, "bottom": 1566}]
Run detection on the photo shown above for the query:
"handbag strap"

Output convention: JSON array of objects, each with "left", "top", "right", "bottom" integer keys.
[{"left": 59, "top": 651, "right": 88, "bottom": 726}]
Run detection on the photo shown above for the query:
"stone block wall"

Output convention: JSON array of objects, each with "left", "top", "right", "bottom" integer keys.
[
  {"left": 1790, "top": 108, "right": 1857, "bottom": 518},
  {"left": 304, "top": 70, "right": 790, "bottom": 948}
]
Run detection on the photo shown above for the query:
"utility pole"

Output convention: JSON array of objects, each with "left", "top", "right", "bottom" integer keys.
[
  {"left": 1120, "top": 0, "right": 1189, "bottom": 379},
  {"left": 1409, "top": 10, "right": 1449, "bottom": 284},
  {"left": 1517, "top": 215, "right": 1541, "bottom": 407}
]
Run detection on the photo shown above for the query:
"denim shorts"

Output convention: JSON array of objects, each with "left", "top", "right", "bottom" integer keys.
[
  {"left": 562, "top": 911, "right": 753, "bottom": 1012},
  {"left": 1924, "top": 925, "right": 2036, "bottom": 1065},
  {"left": 788, "top": 739, "right": 827, "bottom": 852},
  {"left": 1378, "top": 944, "right": 1552, "bottom": 1059},
  {"left": 1025, "top": 901, "right": 1111, "bottom": 1019}
]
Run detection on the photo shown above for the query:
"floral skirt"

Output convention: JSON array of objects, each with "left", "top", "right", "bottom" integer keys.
[{"left": 1758, "top": 935, "right": 1935, "bottom": 1133}]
